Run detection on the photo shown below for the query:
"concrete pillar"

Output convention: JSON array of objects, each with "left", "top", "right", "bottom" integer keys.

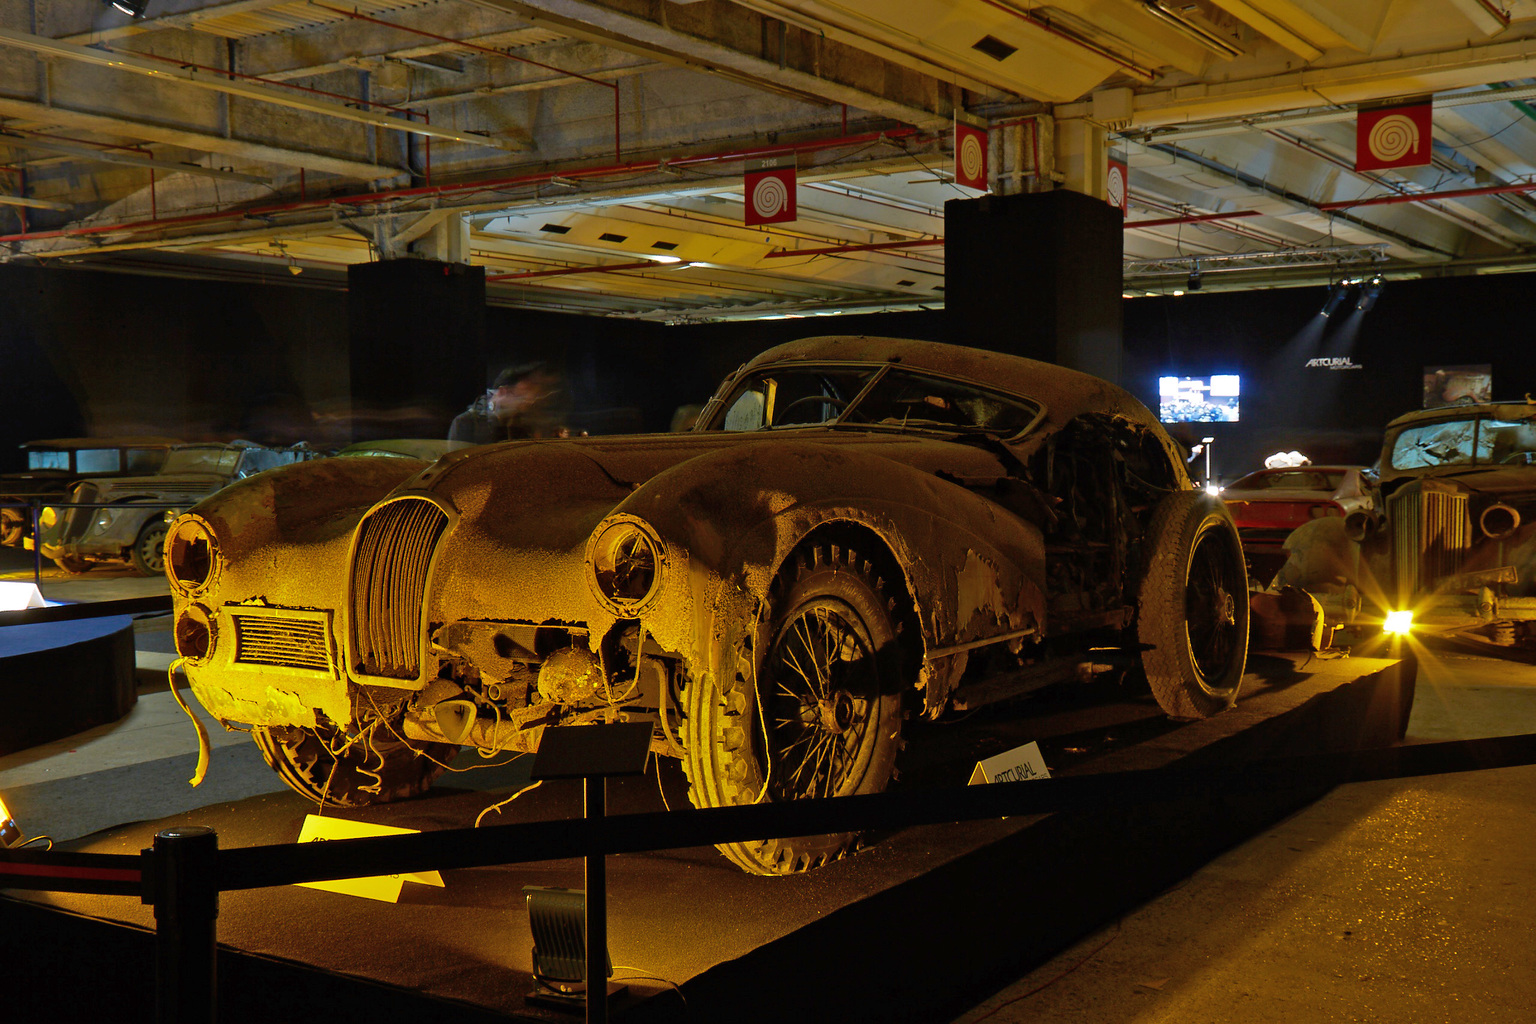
[
  {"left": 944, "top": 184, "right": 1124, "bottom": 383},
  {"left": 346, "top": 258, "right": 486, "bottom": 441}
]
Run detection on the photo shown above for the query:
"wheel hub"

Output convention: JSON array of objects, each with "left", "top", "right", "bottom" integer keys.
[{"left": 816, "top": 691, "right": 855, "bottom": 734}]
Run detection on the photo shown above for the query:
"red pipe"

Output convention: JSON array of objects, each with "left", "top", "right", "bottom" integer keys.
[
  {"left": 487, "top": 259, "right": 662, "bottom": 281},
  {"left": 1126, "top": 210, "right": 1262, "bottom": 228},
  {"left": 0, "top": 126, "right": 927, "bottom": 244},
  {"left": 1319, "top": 180, "right": 1536, "bottom": 210},
  {"left": 764, "top": 238, "right": 943, "bottom": 258}
]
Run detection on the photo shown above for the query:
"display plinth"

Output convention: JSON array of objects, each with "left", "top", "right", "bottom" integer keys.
[{"left": 0, "top": 653, "right": 1411, "bottom": 1023}]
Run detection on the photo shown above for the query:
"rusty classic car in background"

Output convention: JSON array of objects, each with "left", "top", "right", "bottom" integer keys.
[
  {"left": 1276, "top": 400, "right": 1536, "bottom": 653},
  {"left": 0, "top": 437, "right": 181, "bottom": 550},
  {"left": 38, "top": 441, "right": 320, "bottom": 575},
  {"left": 164, "top": 336, "right": 1249, "bottom": 874}
]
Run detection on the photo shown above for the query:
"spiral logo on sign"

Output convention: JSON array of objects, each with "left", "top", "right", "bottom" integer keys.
[
  {"left": 1106, "top": 165, "right": 1125, "bottom": 208},
  {"left": 752, "top": 176, "right": 788, "bottom": 218},
  {"left": 1368, "top": 114, "right": 1419, "bottom": 162},
  {"left": 959, "top": 134, "right": 984, "bottom": 183}
]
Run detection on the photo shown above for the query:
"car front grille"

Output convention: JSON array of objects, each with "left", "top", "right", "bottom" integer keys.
[
  {"left": 1390, "top": 482, "right": 1468, "bottom": 601},
  {"left": 349, "top": 497, "right": 448, "bottom": 680},
  {"left": 232, "top": 613, "right": 331, "bottom": 672}
]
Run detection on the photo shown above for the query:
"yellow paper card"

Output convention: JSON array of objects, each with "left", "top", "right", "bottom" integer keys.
[{"left": 295, "top": 814, "right": 445, "bottom": 903}]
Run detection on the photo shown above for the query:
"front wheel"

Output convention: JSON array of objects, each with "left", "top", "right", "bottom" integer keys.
[
  {"left": 253, "top": 716, "right": 456, "bottom": 807},
  {"left": 1137, "top": 491, "right": 1249, "bottom": 719},
  {"left": 684, "top": 542, "right": 906, "bottom": 874},
  {"left": 131, "top": 520, "right": 168, "bottom": 576}
]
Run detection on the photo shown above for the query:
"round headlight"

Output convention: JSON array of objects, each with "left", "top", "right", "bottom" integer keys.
[
  {"left": 174, "top": 604, "right": 217, "bottom": 663},
  {"left": 166, "top": 515, "right": 220, "bottom": 596},
  {"left": 586, "top": 516, "right": 665, "bottom": 616}
]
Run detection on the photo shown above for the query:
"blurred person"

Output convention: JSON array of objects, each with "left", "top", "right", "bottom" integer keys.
[{"left": 449, "top": 363, "right": 569, "bottom": 444}]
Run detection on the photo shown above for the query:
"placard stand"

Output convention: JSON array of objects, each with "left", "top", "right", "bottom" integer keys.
[{"left": 528, "top": 722, "right": 653, "bottom": 1024}]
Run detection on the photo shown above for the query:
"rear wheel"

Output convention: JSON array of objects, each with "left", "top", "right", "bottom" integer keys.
[
  {"left": 684, "top": 542, "right": 906, "bottom": 874},
  {"left": 253, "top": 714, "right": 456, "bottom": 807},
  {"left": 0, "top": 509, "right": 25, "bottom": 547},
  {"left": 1137, "top": 491, "right": 1249, "bottom": 719}
]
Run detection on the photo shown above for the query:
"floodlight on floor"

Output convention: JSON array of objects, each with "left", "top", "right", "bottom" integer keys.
[
  {"left": 523, "top": 886, "right": 622, "bottom": 1009},
  {"left": 0, "top": 795, "right": 21, "bottom": 848}
]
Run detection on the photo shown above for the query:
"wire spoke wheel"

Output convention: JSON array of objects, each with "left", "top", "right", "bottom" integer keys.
[
  {"left": 253, "top": 710, "right": 457, "bottom": 808},
  {"left": 1137, "top": 491, "right": 1250, "bottom": 719},
  {"left": 683, "top": 540, "right": 907, "bottom": 874}
]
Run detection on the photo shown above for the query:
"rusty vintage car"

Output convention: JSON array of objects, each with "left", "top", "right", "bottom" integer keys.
[
  {"left": 0, "top": 437, "right": 180, "bottom": 550},
  {"left": 164, "top": 336, "right": 1248, "bottom": 874},
  {"left": 1276, "top": 400, "right": 1536, "bottom": 652}
]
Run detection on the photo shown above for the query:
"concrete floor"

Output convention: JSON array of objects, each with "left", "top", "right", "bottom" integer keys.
[{"left": 4, "top": 549, "right": 1535, "bottom": 1022}]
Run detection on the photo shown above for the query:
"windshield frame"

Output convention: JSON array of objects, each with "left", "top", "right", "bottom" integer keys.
[
  {"left": 698, "top": 360, "right": 1047, "bottom": 441},
  {"left": 1385, "top": 413, "right": 1536, "bottom": 473}
]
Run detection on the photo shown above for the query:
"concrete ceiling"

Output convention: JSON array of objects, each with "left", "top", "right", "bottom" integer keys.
[{"left": 4, "top": 0, "right": 1536, "bottom": 319}]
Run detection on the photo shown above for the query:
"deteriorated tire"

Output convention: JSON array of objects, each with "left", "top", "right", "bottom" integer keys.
[
  {"left": 130, "top": 520, "right": 168, "bottom": 577},
  {"left": 253, "top": 718, "right": 456, "bottom": 807},
  {"left": 1137, "top": 491, "right": 1249, "bottom": 719},
  {"left": 0, "top": 510, "right": 24, "bottom": 548},
  {"left": 683, "top": 542, "right": 906, "bottom": 874}
]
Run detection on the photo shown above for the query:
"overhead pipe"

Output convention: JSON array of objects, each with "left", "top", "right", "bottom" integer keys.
[
  {"left": 487, "top": 260, "right": 663, "bottom": 281},
  {"left": 975, "top": 0, "right": 1158, "bottom": 81},
  {"left": 0, "top": 126, "right": 928, "bottom": 246},
  {"left": 765, "top": 238, "right": 943, "bottom": 258},
  {"left": 307, "top": 1, "right": 623, "bottom": 162}
]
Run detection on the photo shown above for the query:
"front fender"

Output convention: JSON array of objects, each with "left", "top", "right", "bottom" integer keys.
[{"left": 608, "top": 441, "right": 1048, "bottom": 687}]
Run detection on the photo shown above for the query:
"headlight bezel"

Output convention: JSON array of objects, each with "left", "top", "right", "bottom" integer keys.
[
  {"left": 165, "top": 514, "right": 221, "bottom": 597},
  {"left": 585, "top": 514, "right": 667, "bottom": 617}
]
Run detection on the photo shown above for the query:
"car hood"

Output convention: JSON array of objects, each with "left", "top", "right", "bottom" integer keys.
[
  {"left": 84, "top": 473, "right": 231, "bottom": 501},
  {"left": 1395, "top": 466, "right": 1536, "bottom": 502}
]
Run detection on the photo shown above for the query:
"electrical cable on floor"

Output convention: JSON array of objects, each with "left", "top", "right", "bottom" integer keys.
[
  {"left": 165, "top": 657, "right": 210, "bottom": 787},
  {"left": 610, "top": 966, "right": 687, "bottom": 1009},
  {"left": 473, "top": 780, "right": 543, "bottom": 828},
  {"left": 967, "top": 919, "right": 1124, "bottom": 1022},
  {"left": 13, "top": 835, "right": 52, "bottom": 850}
]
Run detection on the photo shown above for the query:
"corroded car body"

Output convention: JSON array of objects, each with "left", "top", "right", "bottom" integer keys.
[
  {"left": 1276, "top": 401, "right": 1536, "bottom": 651},
  {"left": 166, "top": 336, "right": 1249, "bottom": 874},
  {"left": 1221, "top": 464, "right": 1376, "bottom": 582},
  {"left": 39, "top": 441, "right": 318, "bottom": 576}
]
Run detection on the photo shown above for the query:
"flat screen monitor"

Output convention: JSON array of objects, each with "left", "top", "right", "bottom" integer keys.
[{"left": 1158, "top": 375, "right": 1240, "bottom": 423}]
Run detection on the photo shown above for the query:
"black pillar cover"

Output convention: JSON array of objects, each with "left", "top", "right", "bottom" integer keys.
[
  {"left": 944, "top": 190, "right": 1123, "bottom": 384},
  {"left": 347, "top": 259, "right": 486, "bottom": 442}
]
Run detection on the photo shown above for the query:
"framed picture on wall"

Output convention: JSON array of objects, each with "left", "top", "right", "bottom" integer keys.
[{"left": 1423, "top": 365, "right": 1492, "bottom": 408}]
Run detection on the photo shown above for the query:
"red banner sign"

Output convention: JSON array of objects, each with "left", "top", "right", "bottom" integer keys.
[
  {"left": 1355, "top": 103, "right": 1432, "bottom": 171},
  {"left": 1106, "top": 157, "right": 1128, "bottom": 216},
  {"left": 744, "top": 157, "right": 797, "bottom": 226},
  {"left": 954, "top": 123, "right": 988, "bottom": 191}
]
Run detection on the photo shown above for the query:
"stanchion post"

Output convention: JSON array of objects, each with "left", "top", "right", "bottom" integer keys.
[
  {"left": 585, "top": 776, "right": 607, "bottom": 1024},
  {"left": 149, "top": 825, "right": 220, "bottom": 1024},
  {"left": 30, "top": 501, "right": 41, "bottom": 584}
]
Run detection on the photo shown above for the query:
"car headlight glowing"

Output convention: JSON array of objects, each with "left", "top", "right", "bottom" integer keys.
[
  {"left": 39, "top": 507, "right": 57, "bottom": 529},
  {"left": 166, "top": 515, "right": 220, "bottom": 596},
  {"left": 1383, "top": 610, "right": 1413, "bottom": 635},
  {"left": 586, "top": 515, "right": 665, "bottom": 616}
]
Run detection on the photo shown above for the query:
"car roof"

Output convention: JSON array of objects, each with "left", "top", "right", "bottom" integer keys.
[
  {"left": 736, "top": 335, "right": 1160, "bottom": 432},
  {"left": 1384, "top": 402, "right": 1536, "bottom": 431},
  {"left": 22, "top": 436, "right": 182, "bottom": 449}
]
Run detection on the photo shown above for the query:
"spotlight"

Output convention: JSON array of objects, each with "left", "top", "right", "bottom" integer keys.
[
  {"left": 1187, "top": 269, "right": 1202, "bottom": 291},
  {"left": 523, "top": 886, "right": 620, "bottom": 1009},
  {"left": 1320, "top": 282, "right": 1351, "bottom": 317},
  {"left": 109, "top": 0, "right": 148, "bottom": 16},
  {"left": 1356, "top": 275, "right": 1384, "bottom": 312},
  {"left": 0, "top": 794, "right": 21, "bottom": 848}
]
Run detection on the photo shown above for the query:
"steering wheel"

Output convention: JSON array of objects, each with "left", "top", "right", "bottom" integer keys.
[{"left": 775, "top": 395, "right": 847, "bottom": 424}]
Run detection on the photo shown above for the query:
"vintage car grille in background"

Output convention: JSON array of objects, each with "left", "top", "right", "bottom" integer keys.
[
  {"left": 349, "top": 498, "right": 448, "bottom": 680},
  {"left": 1390, "top": 483, "right": 1469, "bottom": 600},
  {"left": 231, "top": 613, "right": 331, "bottom": 672}
]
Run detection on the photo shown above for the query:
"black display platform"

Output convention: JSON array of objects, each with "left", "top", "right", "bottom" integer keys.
[
  {"left": 0, "top": 613, "right": 135, "bottom": 755},
  {"left": 0, "top": 653, "right": 1413, "bottom": 1023}
]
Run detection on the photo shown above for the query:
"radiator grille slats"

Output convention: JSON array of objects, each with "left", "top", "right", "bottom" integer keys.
[
  {"left": 350, "top": 499, "right": 447, "bottom": 679},
  {"left": 232, "top": 615, "right": 330, "bottom": 672},
  {"left": 1391, "top": 485, "right": 1469, "bottom": 600}
]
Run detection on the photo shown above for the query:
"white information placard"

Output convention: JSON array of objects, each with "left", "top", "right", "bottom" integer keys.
[{"left": 968, "top": 740, "right": 1051, "bottom": 785}]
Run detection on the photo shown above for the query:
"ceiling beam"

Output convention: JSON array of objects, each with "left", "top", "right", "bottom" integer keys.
[
  {"left": 0, "top": 26, "right": 521, "bottom": 151},
  {"left": 0, "top": 131, "right": 271, "bottom": 185},
  {"left": 462, "top": 0, "right": 958, "bottom": 129},
  {"left": 0, "top": 96, "right": 396, "bottom": 181},
  {"left": 55, "top": 0, "right": 300, "bottom": 44},
  {"left": 0, "top": 194, "right": 71, "bottom": 212}
]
